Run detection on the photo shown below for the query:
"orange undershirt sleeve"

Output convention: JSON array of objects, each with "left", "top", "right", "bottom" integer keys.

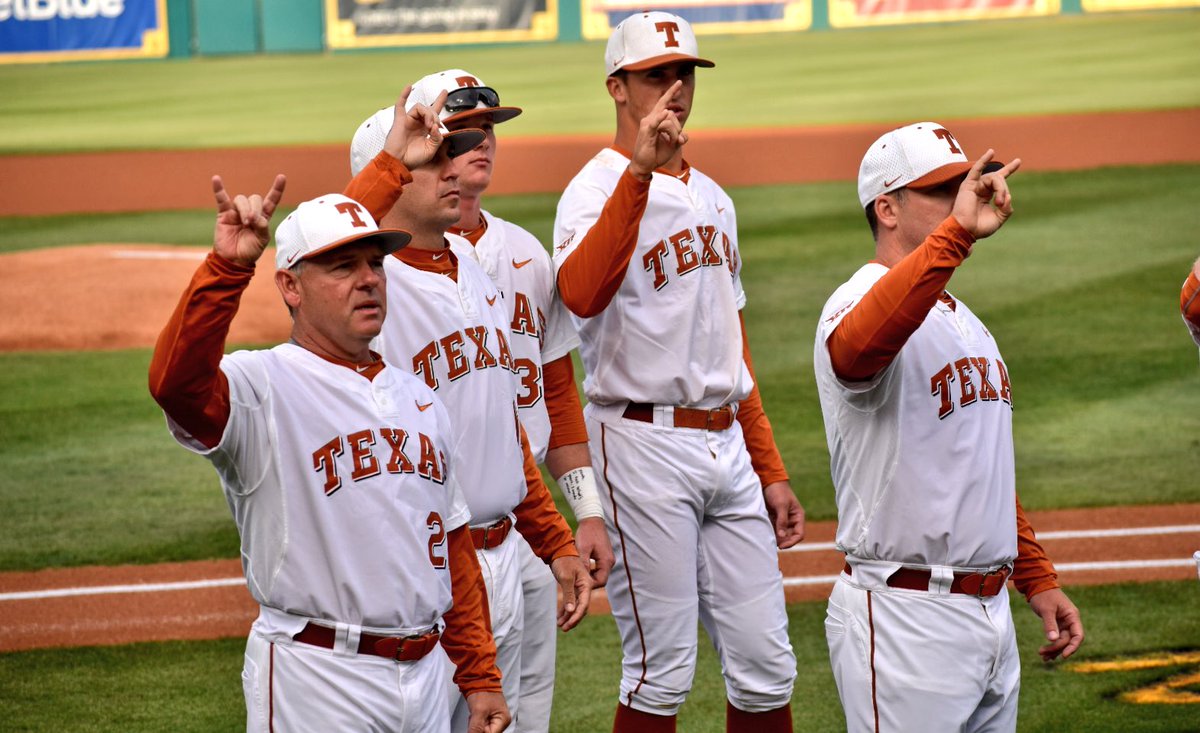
[
  {"left": 148, "top": 252, "right": 256, "bottom": 449},
  {"left": 440, "top": 525, "right": 503, "bottom": 695},
  {"left": 342, "top": 152, "right": 414, "bottom": 224},
  {"left": 543, "top": 355, "right": 588, "bottom": 450},
  {"left": 1010, "top": 495, "right": 1060, "bottom": 601},
  {"left": 827, "top": 216, "right": 975, "bottom": 382},
  {"left": 735, "top": 313, "right": 789, "bottom": 487},
  {"left": 556, "top": 169, "right": 651, "bottom": 318},
  {"left": 1181, "top": 270, "right": 1200, "bottom": 333},
  {"left": 513, "top": 424, "right": 580, "bottom": 563}
]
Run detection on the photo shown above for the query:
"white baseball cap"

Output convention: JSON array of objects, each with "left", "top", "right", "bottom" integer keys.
[
  {"left": 274, "top": 193, "right": 411, "bottom": 270},
  {"left": 858, "top": 121, "right": 1003, "bottom": 209},
  {"left": 605, "top": 11, "right": 715, "bottom": 76},
  {"left": 349, "top": 106, "right": 487, "bottom": 177},
  {"left": 407, "top": 68, "right": 522, "bottom": 126}
]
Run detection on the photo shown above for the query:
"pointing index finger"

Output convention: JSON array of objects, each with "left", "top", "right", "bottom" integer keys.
[{"left": 652, "top": 80, "right": 683, "bottom": 116}]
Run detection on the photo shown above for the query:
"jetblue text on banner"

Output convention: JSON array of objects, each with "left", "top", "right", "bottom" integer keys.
[{"left": 0, "top": 0, "right": 164, "bottom": 57}]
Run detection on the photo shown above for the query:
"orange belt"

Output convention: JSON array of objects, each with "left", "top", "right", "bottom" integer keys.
[
  {"left": 623, "top": 402, "right": 735, "bottom": 431},
  {"left": 292, "top": 623, "right": 440, "bottom": 661},
  {"left": 843, "top": 562, "right": 1012, "bottom": 597},
  {"left": 470, "top": 516, "right": 513, "bottom": 550}
]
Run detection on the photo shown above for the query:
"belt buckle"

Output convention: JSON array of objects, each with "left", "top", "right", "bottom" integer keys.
[{"left": 957, "top": 572, "right": 986, "bottom": 597}]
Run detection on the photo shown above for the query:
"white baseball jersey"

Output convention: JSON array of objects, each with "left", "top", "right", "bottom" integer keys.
[
  {"left": 373, "top": 251, "right": 527, "bottom": 527},
  {"left": 451, "top": 211, "right": 579, "bottom": 463},
  {"left": 814, "top": 264, "right": 1017, "bottom": 569},
  {"left": 553, "top": 148, "right": 751, "bottom": 409},
  {"left": 168, "top": 343, "right": 469, "bottom": 633}
]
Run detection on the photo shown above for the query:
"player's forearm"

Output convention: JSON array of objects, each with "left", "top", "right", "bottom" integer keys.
[
  {"left": 342, "top": 152, "right": 414, "bottom": 224},
  {"left": 148, "top": 253, "right": 251, "bottom": 448},
  {"left": 827, "top": 216, "right": 975, "bottom": 382},
  {"left": 735, "top": 313, "right": 789, "bottom": 486},
  {"left": 513, "top": 427, "right": 580, "bottom": 562},
  {"left": 440, "top": 525, "right": 504, "bottom": 695},
  {"left": 557, "top": 170, "right": 650, "bottom": 318},
  {"left": 1181, "top": 269, "right": 1200, "bottom": 345},
  {"left": 1010, "top": 494, "right": 1060, "bottom": 601},
  {"left": 543, "top": 355, "right": 589, "bottom": 452}
]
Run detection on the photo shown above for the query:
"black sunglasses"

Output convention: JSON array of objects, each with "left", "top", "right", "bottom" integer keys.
[{"left": 444, "top": 86, "right": 500, "bottom": 114}]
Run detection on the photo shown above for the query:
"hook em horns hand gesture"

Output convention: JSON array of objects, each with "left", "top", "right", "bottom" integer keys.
[
  {"left": 383, "top": 85, "right": 450, "bottom": 170},
  {"left": 211, "top": 174, "right": 287, "bottom": 268},
  {"left": 951, "top": 150, "right": 1022, "bottom": 240}
]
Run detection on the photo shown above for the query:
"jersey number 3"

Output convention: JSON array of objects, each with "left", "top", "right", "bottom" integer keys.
[{"left": 427, "top": 512, "right": 447, "bottom": 569}]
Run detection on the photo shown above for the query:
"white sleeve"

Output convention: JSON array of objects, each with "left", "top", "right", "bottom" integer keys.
[
  {"left": 551, "top": 169, "right": 614, "bottom": 276},
  {"left": 723, "top": 195, "right": 747, "bottom": 310},
  {"left": 814, "top": 278, "right": 895, "bottom": 402}
]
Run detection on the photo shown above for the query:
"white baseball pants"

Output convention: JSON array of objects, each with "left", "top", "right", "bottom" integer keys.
[
  {"left": 588, "top": 406, "right": 797, "bottom": 716},
  {"left": 243, "top": 628, "right": 451, "bottom": 732},
  {"left": 825, "top": 565, "right": 1020, "bottom": 733},
  {"left": 514, "top": 532, "right": 558, "bottom": 732}
]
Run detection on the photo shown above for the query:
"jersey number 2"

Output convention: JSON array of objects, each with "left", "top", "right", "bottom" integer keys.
[{"left": 427, "top": 512, "right": 447, "bottom": 569}]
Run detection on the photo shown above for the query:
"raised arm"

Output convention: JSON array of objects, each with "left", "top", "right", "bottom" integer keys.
[{"left": 148, "top": 175, "right": 286, "bottom": 447}]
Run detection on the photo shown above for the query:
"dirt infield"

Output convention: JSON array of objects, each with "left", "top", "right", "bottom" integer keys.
[
  {"left": 2, "top": 108, "right": 1197, "bottom": 217},
  {"left": 2, "top": 504, "right": 1197, "bottom": 652}
]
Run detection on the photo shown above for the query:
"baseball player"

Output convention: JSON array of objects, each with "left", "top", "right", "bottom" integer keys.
[
  {"left": 552, "top": 11, "right": 803, "bottom": 731},
  {"left": 814, "top": 122, "right": 1085, "bottom": 732},
  {"left": 394, "top": 68, "right": 617, "bottom": 733},
  {"left": 1182, "top": 257, "right": 1200, "bottom": 348},
  {"left": 147, "top": 128, "right": 509, "bottom": 729},
  {"left": 344, "top": 84, "right": 594, "bottom": 730}
]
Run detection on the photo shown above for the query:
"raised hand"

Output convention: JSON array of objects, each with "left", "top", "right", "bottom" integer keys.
[
  {"left": 951, "top": 150, "right": 1022, "bottom": 239},
  {"left": 211, "top": 174, "right": 286, "bottom": 268},
  {"left": 382, "top": 85, "right": 449, "bottom": 170},
  {"left": 628, "top": 80, "right": 688, "bottom": 179}
]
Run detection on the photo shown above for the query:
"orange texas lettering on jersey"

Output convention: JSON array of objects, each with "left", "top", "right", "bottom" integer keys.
[
  {"left": 930, "top": 356, "right": 1013, "bottom": 420},
  {"left": 509, "top": 291, "right": 547, "bottom": 344},
  {"left": 312, "top": 428, "right": 448, "bottom": 496},
  {"left": 642, "top": 224, "right": 737, "bottom": 291},
  {"left": 412, "top": 325, "right": 516, "bottom": 390}
]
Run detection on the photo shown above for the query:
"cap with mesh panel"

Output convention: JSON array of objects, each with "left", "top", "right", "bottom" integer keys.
[
  {"left": 605, "top": 10, "right": 714, "bottom": 76},
  {"left": 274, "top": 193, "right": 410, "bottom": 270},
  {"left": 857, "top": 122, "right": 978, "bottom": 209}
]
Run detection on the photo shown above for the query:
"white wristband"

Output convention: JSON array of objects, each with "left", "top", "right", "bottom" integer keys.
[{"left": 557, "top": 466, "right": 604, "bottom": 521}]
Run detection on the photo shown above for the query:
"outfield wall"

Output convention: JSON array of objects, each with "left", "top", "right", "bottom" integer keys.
[{"left": 2, "top": 0, "right": 1198, "bottom": 63}]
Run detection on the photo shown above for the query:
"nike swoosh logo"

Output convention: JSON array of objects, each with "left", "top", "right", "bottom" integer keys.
[
  {"left": 883, "top": 176, "right": 902, "bottom": 188},
  {"left": 432, "top": 251, "right": 446, "bottom": 260},
  {"left": 286, "top": 251, "right": 299, "bottom": 264},
  {"left": 356, "top": 364, "right": 369, "bottom": 373},
  {"left": 486, "top": 295, "right": 497, "bottom": 306},
  {"left": 512, "top": 258, "right": 533, "bottom": 269},
  {"left": 717, "top": 206, "right": 725, "bottom": 214},
  {"left": 416, "top": 401, "right": 433, "bottom": 412}
]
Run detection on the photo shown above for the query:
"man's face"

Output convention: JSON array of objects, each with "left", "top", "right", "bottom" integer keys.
[
  {"left": 611, "top": 61, "right": 696, "bottom": 129},
  {"left": 896, "top": 178, "right": 961, "bottom": 250},
  {"left": 291, "top": 241, "right": 388, "bottom": 347},
  {"left": 447, "top": 116, "right": 496, "bottom": 197},
  {"left": 393, "top": 145, "right": 462, "bottom": 232}
]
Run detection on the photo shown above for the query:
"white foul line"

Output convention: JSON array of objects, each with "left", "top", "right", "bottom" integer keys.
[
  {"left": 0, "top": 577, "right": 244, "bottom": 602},
  {"left": 111, "top": 250, "right": 206, "bottom": 261},
  {"left": 780, "top": 523, "right": 1200, "bottom": 554}
]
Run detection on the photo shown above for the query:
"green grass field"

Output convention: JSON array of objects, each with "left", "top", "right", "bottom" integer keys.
[
  {"left": 0, "top": 12, "right": 1197, "bottom": 152},
  {"left": 2, "top": 10, "right": 1199, "bottom": 732}
]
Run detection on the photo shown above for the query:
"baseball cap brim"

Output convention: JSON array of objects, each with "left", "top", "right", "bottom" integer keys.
[
  {"left": 444, "top": 127, "right": 487, "bottom": 158},
  {"left": 908, "top": 160, "right": 1005, "bottom": 191},
  {"left": 294, "top": 229, "right": 412, "bottom": 267},
  {"left": 444, "top": 106, "right": 523, "bottom": 126},
  {"left": 615, "top": 53, "right": 715, "bottom": 74}
]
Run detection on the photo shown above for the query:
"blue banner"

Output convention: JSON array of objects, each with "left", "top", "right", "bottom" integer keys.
[{"left": 0, "top": 0, "right": 168, "bottom": 63}]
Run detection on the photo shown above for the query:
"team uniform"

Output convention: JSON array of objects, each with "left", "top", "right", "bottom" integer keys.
[
  {"left": 150, "top": 248, "right": 499, "bottom": 732},
  {"left": 815, "top": 216, "right": 1061, "bottom": 732},
  {"left": 345, "top": 156, "right": 580, "bottom": 729},
  {"left": 1182, "top": 269, "right": 1200, "bottom": 349},
  {"left": 553, "top": 147, "right": 796, "bottom": 716},
  {"left": 451, "top": 209, "right": 582, "bottom": 733}
]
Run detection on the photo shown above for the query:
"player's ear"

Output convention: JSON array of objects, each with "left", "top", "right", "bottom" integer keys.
[
  {"left": 874, "top": 193, "right": 902, "bottom": 232},
  {"left": 606, "top": 74, "right": 627, "bottom": 104},
  {"left": 276, "top": 268, "right": 302, "bottom": 312}
]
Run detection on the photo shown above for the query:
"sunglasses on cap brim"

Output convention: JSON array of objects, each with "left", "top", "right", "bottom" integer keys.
[{"left": 444, "top": 86, "right": 500, "bottom": 114}]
